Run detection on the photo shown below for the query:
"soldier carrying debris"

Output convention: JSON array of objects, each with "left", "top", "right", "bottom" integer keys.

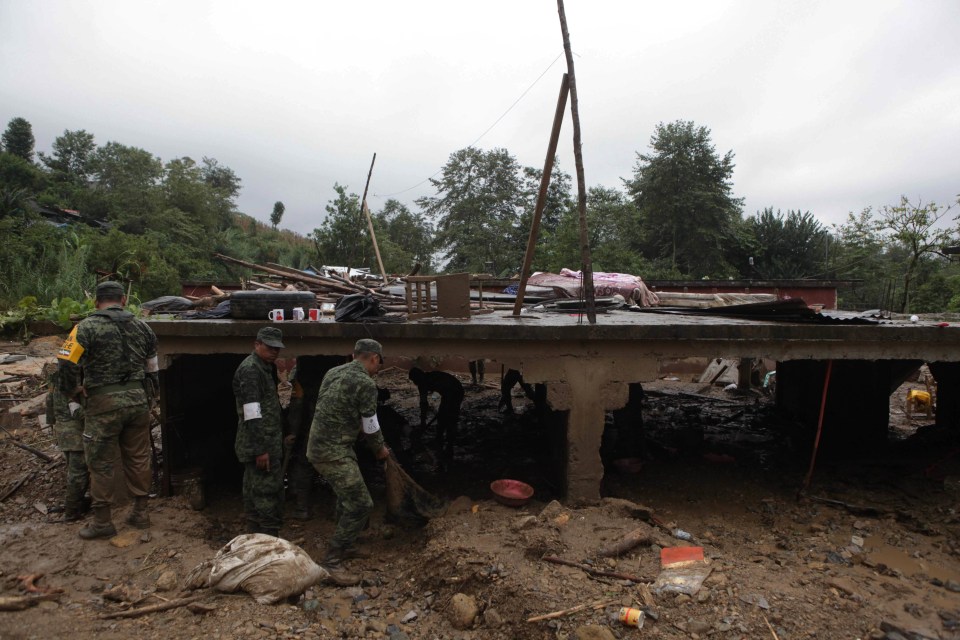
[
  {"left": 57, "top": 280, "right": 158, "bottom": 540},
  {"left": 306, "top": 339, "right": 391, "bottom": 586}
]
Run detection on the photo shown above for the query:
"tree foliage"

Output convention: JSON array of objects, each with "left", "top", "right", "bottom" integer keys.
[
  {"left": 2, "top": 117, "right": 36, "bottom": 163},
  {"left": 740, "top": 208, "right": 830, "bottom": 278},
  {"left": 625, "top": 120, "right": 743, "bottom": 278},
  {"left": 313, "top": 184, "right": 369, "bottom": 268},
  {"left": 270, "top": 201, "right": 285, "bottom": 228},
  {"left": 373, "top": 199, "right": 434, "bottom": 274},
  {"left": 417, "top": 147, "right": 526, "bottom": 274}
]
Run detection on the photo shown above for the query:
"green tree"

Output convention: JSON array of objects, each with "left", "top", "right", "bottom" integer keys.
[
  {"left": 39, "top": 129, "right": 96, "bottom": 184},
  {"left": 313, "top": 184, "right": 369, "bottom": 267},
  {"left": 741, "top": 208, "right": 830, "bottom": 278},
  {"left": 542, "top": 186, "right": 646, "bottom": 274},
  {"left": 625, "top": 120, "right": 743, "bottom": 277},
  {"left": 270, "top": 201, "right": 285, "bottom": 228},
  {"left": 417, "top": 147, "right": 525, "bottom": 274},
  {"left": 373, "top": 199, "right": 434, "bottom": 273},
  {"left": 2, "top": 117, "right": 36, "bottom": 163},
  {"left": 201, "top": 157, "right": 241, "bottom": 230},
  {"left": 877, "top": 196, "right": 955, "bottom": 313},
  {"left": 87, "top": 142, "right": 163, "bottom": 227}
]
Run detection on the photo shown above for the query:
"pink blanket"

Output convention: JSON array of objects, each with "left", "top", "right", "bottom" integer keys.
[{"left": 527, "top": 269, "right": 659, "bottom": 306}]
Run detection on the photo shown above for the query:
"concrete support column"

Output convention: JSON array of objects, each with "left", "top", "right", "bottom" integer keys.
[{"left": 929, "top": 362, "right": 960, "bottom": 433}]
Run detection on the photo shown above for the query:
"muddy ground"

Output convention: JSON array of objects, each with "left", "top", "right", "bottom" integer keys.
[{"left": 1, "top": 335, "right": 959, "bottom": 640}]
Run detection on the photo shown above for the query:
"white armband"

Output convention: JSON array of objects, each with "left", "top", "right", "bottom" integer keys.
[
  {"left": 361, "top": 414, "right": 381, "bottom": 435},
  {"left": 243, "top": 402, "right": 262, "bottom": 421},
  {"left": 145, "top": 356, "right": 159, "bottom": 373}
]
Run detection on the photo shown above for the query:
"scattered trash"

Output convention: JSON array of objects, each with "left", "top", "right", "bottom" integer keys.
[
  {"left": 672, "top": 528, "right": 693, "bottom": 542},
  {"left": 617, "top": 606, "right": 645, "bottom": 627},
  {"left": 654, "top": 547, "right": 712, "bottom": 596},
  {"left": 185, "top": 534, "right": 328, "bottom": 604}
]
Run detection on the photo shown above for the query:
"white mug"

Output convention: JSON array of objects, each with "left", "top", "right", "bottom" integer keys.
[
  {"left": 292, "top": 307, "right": 305, "bottom": 321},
  {"left": 268, "top": 308, "right": 284, "bottom": 322}
]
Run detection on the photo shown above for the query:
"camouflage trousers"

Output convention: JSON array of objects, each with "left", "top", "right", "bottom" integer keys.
[
  {"left": 242, "top": 461, "right": 284, "bottom": 531},
  {"left": 289, "top": 453, "right": 316, "bottom": 513},
  {"left": 64, "top": 450, "right": 90, "bottom": 510},
  {"left": 82, "top": 389, "right": 151, "bottom": 509},
  {"left": 55, "top": 417, "right": 89, "bottom": 510},
  {"left": 312, "top": 457, "right": 373, "bottom": 550}
]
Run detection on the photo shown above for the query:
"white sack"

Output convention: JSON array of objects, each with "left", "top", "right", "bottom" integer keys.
[{"left": 186, "top": 533, "right": 328, "bottom": 604}]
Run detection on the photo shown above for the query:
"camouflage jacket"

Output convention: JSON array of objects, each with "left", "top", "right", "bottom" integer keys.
[
  {"left": 307, "top": 360, "right": 384, "bottom": 463},
  {"left": 57, "top": 306, "right": 158, "bottom": 398},
  {"left": 233, "top": 352, "right": 284, "bottom": 462}
]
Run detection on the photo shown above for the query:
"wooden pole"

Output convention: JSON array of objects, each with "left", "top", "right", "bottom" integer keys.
[
  {"left": 513, "top": 73, "right": 570, "bottom": 317},
  {"left": 557, "top": 0, "right": 597, "bottom": 323},
  {"left": 359, "top": 153, "right": 388, "bottom": 284}
]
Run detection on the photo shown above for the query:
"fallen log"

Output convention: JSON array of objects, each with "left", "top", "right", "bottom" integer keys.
[
  {"left": 100, "top": 593, "right": 210, "bottom": 619},
  {"left": 596, "top": 525, "right": 655, "bottom": 557},
  {"left": 542, "top": 555, "right": 650, "bottom": 583}
]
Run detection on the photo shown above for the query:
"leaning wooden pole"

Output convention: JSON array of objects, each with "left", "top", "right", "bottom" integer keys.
[
  {"left": 557, "top": 0, "right": 597, "bottom": 323},
  {"left": 513, "top": 73, "right": 570, "bottom": 317},
  {"left": 359, "top": 153, "right": 388, "bottom": 283}
]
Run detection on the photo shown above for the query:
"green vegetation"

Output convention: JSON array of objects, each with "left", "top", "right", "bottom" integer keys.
[{"left": 1, "top": 116, "right": 958, "bottom": 316}]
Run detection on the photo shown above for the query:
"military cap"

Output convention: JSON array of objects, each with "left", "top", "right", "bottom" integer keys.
[
  {"left": 256, "top": 326, "right": 285, "bottom": 348},
  {"left": 95, "top": 280, "right": 125, "bottom": 299},
  {"left": 354, "top": 338, "right": 382, "bottom": 356}
]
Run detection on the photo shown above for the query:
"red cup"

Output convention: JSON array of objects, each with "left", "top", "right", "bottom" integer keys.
[{"left": 308, "top": 308, "right": 321, "bottom": 321}]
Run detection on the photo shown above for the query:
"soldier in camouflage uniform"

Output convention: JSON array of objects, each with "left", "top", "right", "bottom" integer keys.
[
  {"left": 233, "top": 326, "right": 287, "bottom": 537},
  {"left": 57, "top": 281, "right": 159, "bottom": 540},
  {"left": 307, "top": 339, "right": 390, "bottom": 580},
  {"left": 43, "top": 362, "right": 89, "bottom": 521}
]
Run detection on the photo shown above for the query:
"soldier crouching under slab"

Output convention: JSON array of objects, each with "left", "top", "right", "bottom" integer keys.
[{"left": 408, "top": 367, "right": 465, "bottom": 454}]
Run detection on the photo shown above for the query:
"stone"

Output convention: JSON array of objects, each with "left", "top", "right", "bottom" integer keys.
[
  {"left": 156, "top": 570, "right": 177, "bottom": 592},
  {"left": 574, "top": 625, "right": 616, "bottom": 640},
  {"left": 448, "top": 593, "right": 478, "bottom": 630},
  {"left": 109, "top": 530, "right": 141, "bottom": 548},
  {"left": 483, "top": 608, "right": 503, "bottom": 628},
  {"left": 825, "top": 576, "right": 860, "bottom": 598},
  {"left": 687, "top": 619, "right": 711, "bottom": 634},
  {"left": 401, "top": 610, "right": 418, "bottom": 623},
  {"left": 539, "top": 500, "right": 565, "bottom": 521},
  {"left": 512, "top": 515, "right": 538, "bottom": 531},
  {"left": 446, "top": 496, "right": 474, "bottom": 514},
  {"left": 365, "top": 619, "right": 388, "bottom": 634}
]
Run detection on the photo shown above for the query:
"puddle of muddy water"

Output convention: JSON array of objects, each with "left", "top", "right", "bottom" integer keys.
[{"left": 862, "top": 536, "right": 960, "bottom": 583}]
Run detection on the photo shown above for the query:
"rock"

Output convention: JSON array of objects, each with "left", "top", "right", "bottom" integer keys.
[
  {"left": 365, "top": 619, "right": 388, "bottom": 634},
  {"left": 512, "top": 515, "right": 538, "bottom": 531},
  {"left": 539, "top": 500, "right": 565, "bottom": 521},
  {"left": 156, "top": 570, "right": 178, "bottom": 592},
  {"left": 574, "top": 625, "right": 616, "bottom": 640},
  {"left": 109, "top": 530, "right": 141, "bottom": 548},
  {"left": 401, "top": 610, "right": 418, "bottom": 623},
  {"left": 825, "top": 576, "right": 860, "bottom": 598},
  {"left": 447, "top": 496, "right": 474, "bottom": 514},
  {"left": 483, "top": 608, "right": 503, "bottom": 628},
  {"left": 448, "top": 593, "right": 478, "bottom": 630},
  {"left": 37, "top": 600, "right": 59, "bottom": 610},
  {"left": 687, "top": 619, "right": 711, "bottom": 634}
]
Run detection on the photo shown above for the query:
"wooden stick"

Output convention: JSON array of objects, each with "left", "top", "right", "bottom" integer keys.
[
  {"left": 3, "top": 438, "right": 55, "bottom": 462},
  {"left": 526, "top": 598, "right": 619, "bottom": 623},
  {"left": 556, "top": 0, "right": 596, "bottom": 324},
  {"left": 358, "top": 152, "right": 387, "bottom": 284},
  {"left": 0, "top": 593, "right": 60, "bottom": 612},
  {"left": 513, "top": 73, "right": 569, "bottom": 317},
  {"left": 762, "top": 613, "right": 781, "bottom": 639},
  {"left": 542, "top": 555, "right": 650, "bottom": 583},
  {"left": 100, "top": 593, "right": 209, "bottom": 619},
  {"left": 596, "top": 526, "right": 655, "bottom": 557}
]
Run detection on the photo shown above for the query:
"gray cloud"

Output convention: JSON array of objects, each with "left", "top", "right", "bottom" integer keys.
[{"left": 2, "top": 0, "right": 957, "bottom": 237}]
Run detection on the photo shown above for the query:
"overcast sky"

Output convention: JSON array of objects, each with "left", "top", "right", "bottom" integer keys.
[{"left": 2, "top": 0, "right": 958, "bottom": 236}]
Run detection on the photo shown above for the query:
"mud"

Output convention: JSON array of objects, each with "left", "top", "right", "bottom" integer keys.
[{"left": 1, "top": 338, "right": 958, "bottom": 639}]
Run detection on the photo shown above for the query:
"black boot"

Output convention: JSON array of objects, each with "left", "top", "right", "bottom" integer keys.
[{"left": 79, "top": 506, "right": 117, "bottom": 539}]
